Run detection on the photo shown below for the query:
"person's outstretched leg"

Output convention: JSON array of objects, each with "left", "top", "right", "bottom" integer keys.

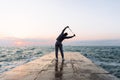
[
  {"left": 59, "top": 45, "right": 64, "bottom": 60},
  {"left": 55, "top": 44, "right": 58, "bottom": 60}
]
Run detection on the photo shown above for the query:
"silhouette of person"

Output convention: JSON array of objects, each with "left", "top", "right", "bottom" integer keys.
[
  {"left": 55, "top": 60, "right": 64, "bottom": 79},
  {"left": 55, "top": 26, "right": 75, "bottom": 61}
]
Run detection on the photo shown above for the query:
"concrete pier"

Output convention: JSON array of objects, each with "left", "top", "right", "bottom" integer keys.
[{"left": 0, "top": 52, "right": 119, "bottom": 80}]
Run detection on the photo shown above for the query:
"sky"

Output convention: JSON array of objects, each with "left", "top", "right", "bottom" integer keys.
[{"left": 0, "top": 0, "right": 120, "bottom": 46}]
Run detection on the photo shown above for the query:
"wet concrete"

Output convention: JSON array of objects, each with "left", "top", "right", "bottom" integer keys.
[{"left": 0, "top": 52, "right": 119, "bottom": 80}]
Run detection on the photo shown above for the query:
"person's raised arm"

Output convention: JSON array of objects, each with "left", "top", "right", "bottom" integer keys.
[{"left": 61, "top": 26, "right": 69, "bottom": 34}]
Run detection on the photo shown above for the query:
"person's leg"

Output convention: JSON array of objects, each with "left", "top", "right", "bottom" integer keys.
[
  {"left": 59, "top": 45, "right": 64, "bottom": 60},
  {"left": 55, "top": 43, "right": 58, "bottom": 60}
]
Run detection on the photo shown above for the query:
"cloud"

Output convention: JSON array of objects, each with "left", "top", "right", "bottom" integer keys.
[
  {"left": 64, "top": 39, "right": 120, "bottom": 46},
  {"left": 0, "top": 36, "right": 120, "bottom": 46},
  {"left": 0, "top": 37, "right": 54, "bottom": 46}
]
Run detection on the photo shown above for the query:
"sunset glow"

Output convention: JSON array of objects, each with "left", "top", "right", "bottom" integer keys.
[{"left": 14, "top": 41, "right": 27, "bottom": 46}]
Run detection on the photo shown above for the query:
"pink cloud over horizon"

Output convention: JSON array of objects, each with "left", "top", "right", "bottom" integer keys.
[{"left": 0, "top": 37, "right": 54, "bottom": 46}]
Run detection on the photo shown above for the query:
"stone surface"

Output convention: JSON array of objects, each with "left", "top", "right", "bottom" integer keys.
[{"left": 0, "top": 52, "right": 119, "bottom": 80}]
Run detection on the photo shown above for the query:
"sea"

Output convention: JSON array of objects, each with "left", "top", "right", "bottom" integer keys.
[{"left": 0, "top": 46, "right": 120, "bottom": 79}]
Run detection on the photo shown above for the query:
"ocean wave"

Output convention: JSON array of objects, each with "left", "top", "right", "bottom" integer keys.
[{"left": 0, "top": 46, "right": 120, "bottom": 79}]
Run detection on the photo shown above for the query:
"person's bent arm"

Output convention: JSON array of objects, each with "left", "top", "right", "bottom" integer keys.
[
  {"left": 65, "top": 34, "right": 75, "bottom": 39},
  {"left": 61, "top": 26, "right": 69, "bottom": 34}
]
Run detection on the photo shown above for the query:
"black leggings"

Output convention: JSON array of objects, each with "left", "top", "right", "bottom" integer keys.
[{"left": 55, "top": 41, "right": 64, "bottom": 59}]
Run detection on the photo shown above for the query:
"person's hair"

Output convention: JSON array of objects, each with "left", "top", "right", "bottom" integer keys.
[{"left": 64, "top": 33, "right": 68, "bottom": 36}]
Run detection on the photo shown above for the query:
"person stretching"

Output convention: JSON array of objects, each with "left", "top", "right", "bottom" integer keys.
[{"left": 55, "top": 26, "right": 75, "bottom": 61}]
